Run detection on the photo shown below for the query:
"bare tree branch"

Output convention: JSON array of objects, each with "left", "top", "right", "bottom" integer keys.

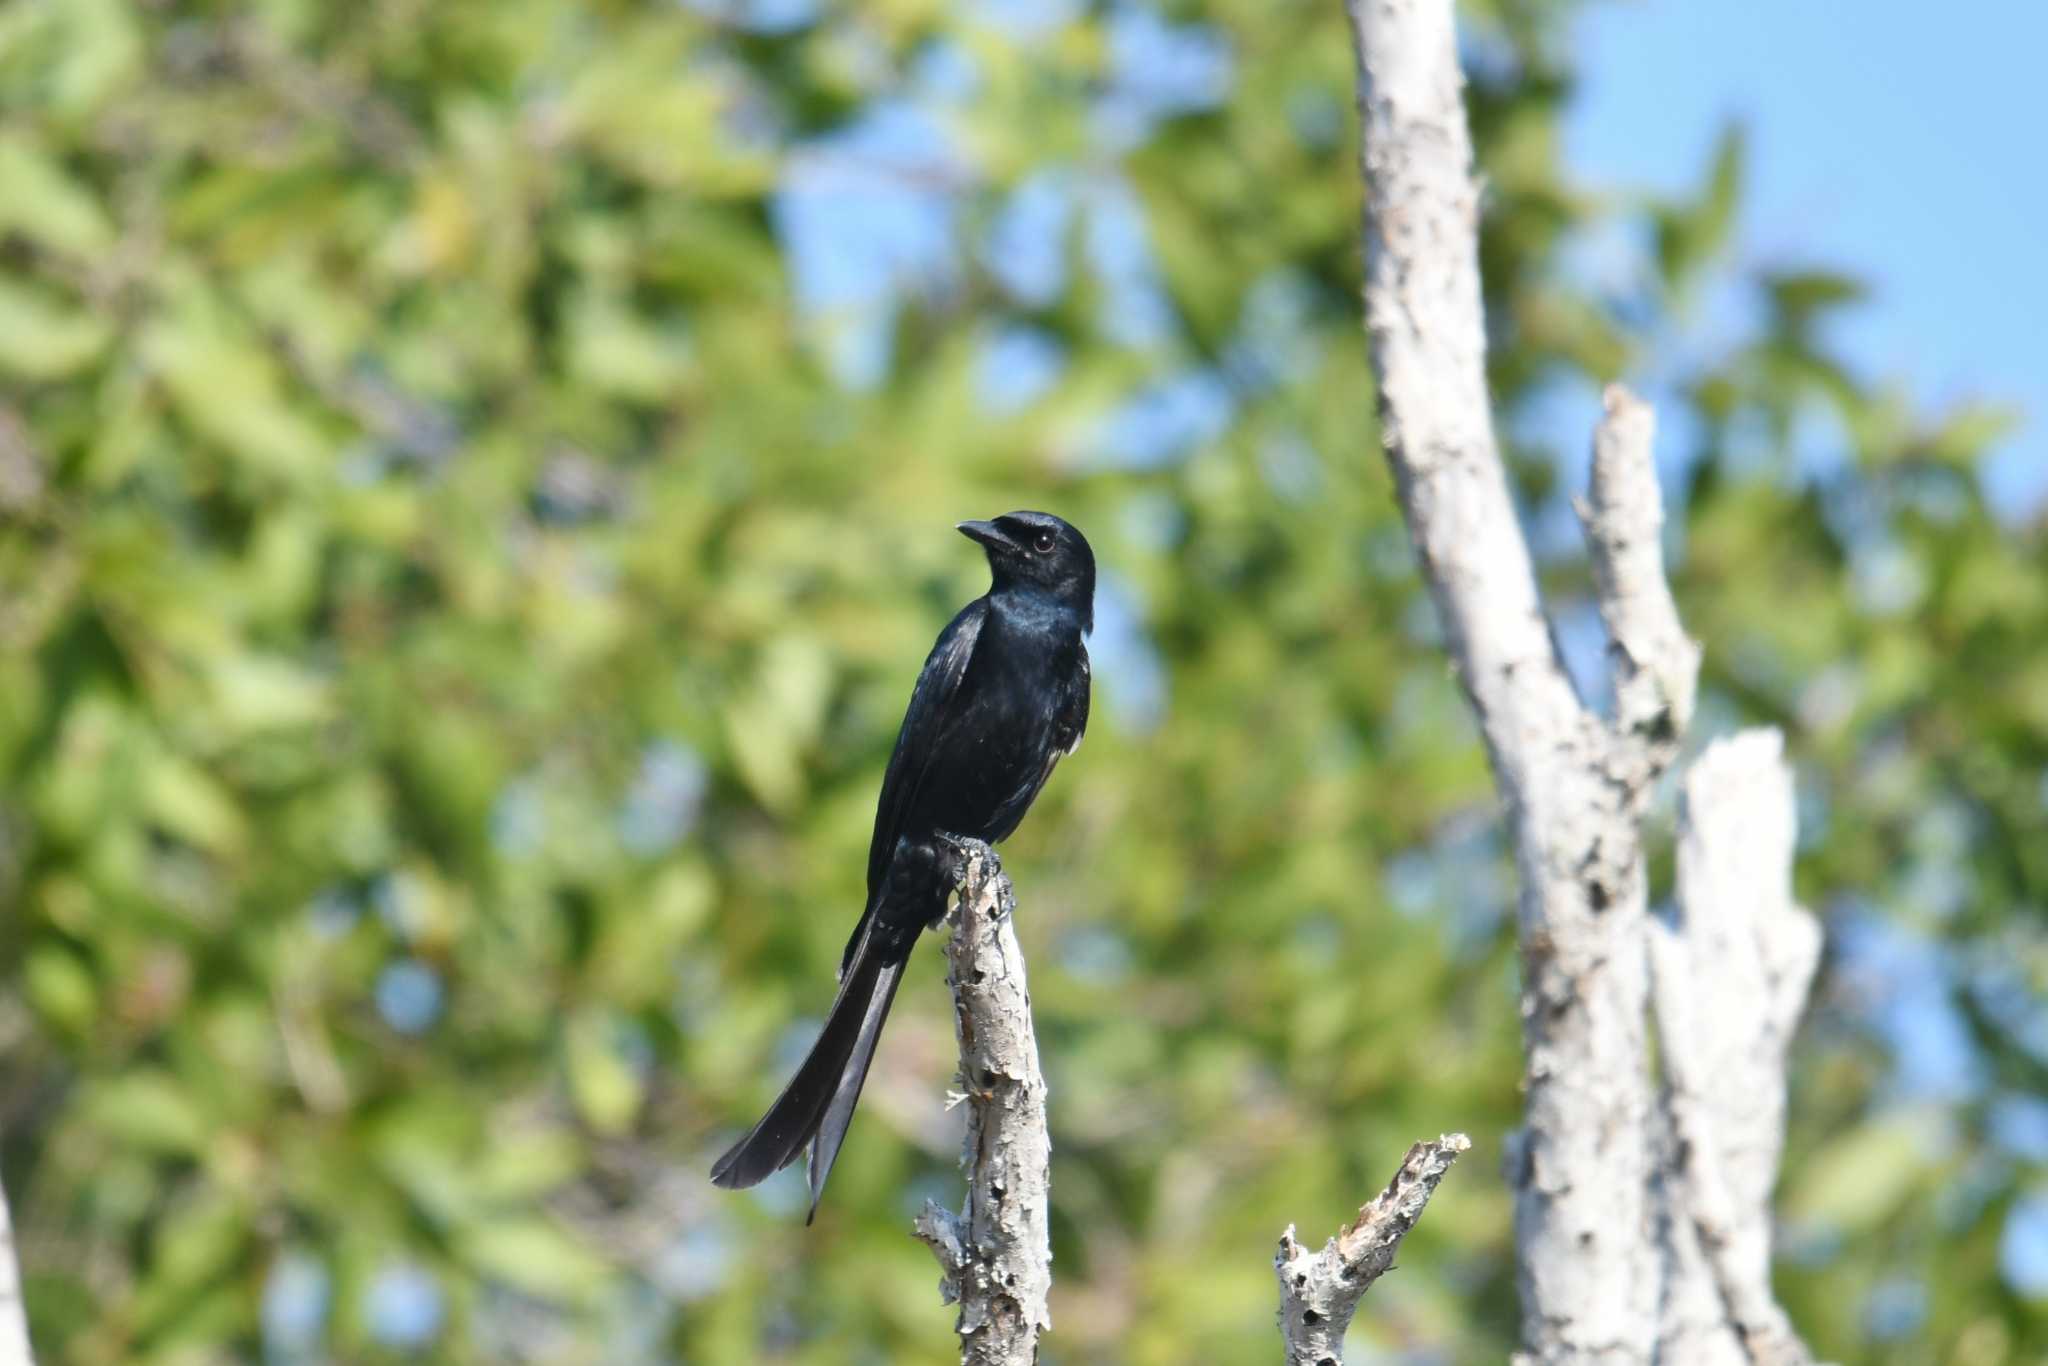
[
  {"left": 1339, "top": 1, "right": 1698, "bottom": 1357},
  {"left": 1275, "top": 1134, "right": 1470, "bottom": 1365},
  {"left": 913, "top": 844, "right": 1052, "bottom": 1366},
  {"left": 1578, "top": 386, "right": 1701, "bottom": 780},
  {"left": 1650, "top": 732, "right": 1822, "bottom": 1366},
  {"left": 0, "top": 1178, "right": 33, "bottom": 1366}
]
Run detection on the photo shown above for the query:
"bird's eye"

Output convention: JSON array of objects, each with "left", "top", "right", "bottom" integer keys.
[{"left": 1032, "top": 532, "right": 1056, "bottom": 554}]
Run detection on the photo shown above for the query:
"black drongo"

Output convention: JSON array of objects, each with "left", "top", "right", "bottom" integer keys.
[{"left": 710, "top": 511, "right": 1094, "bottom": 1219}]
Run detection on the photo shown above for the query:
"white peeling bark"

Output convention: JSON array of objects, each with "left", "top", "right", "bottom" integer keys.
[
  {"left": 1275, "top": 1134, "right": 1470, "bottom": 1366},
  {"left": 1340, "top": 2, "right": 1695, "bottom": 1358},
  {"left": 0, "top": 1180, "right": 32, "bottom": 1366},
  {"left": 1579, "top": 390, "right": 1701, "bottom": 777},
  {"left": 913, "top": 844, "right": 1052, "bottom": 1366},
  {"left": 1649, "top": 732, "right": 1822, "bottom": 1366},
  {"left": 1336, "top": 2, "right": 1830, "bottom": 1358}
]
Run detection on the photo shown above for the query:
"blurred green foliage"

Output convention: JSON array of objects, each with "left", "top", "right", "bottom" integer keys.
[{"left": 0, "top": 0, "right": 2041, "bottom": 1362}]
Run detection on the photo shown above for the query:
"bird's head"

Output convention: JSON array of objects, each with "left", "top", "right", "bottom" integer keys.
[{"left": 957, "top": 511, "right": 1095, "bottom": 627}]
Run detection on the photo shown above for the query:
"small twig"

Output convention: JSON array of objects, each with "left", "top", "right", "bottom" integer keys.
[
  {"left": 1274, "top": 1134, "right": 1470, "bottom": 1365},
  {"left": 912, "top": 844, "right": 1052, "bottom": 1366}
]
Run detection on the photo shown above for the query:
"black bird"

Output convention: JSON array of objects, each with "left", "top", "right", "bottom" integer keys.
[{"left": 710, "top": 511, "right": 1094, "bottom": 1218}]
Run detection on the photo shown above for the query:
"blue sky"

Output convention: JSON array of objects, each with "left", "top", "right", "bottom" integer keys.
[{"left": 1567, "top": 0, "right": 2047, "bottom": 518}]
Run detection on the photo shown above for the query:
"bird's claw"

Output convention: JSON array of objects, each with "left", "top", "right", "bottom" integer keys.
[{"left": 933, "top": 832, "right": 998, "bottom": 888}]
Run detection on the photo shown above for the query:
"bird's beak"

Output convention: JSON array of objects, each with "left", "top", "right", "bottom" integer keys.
[{"left": 956, "top": 520, "right": 1017, "bottom": 552}]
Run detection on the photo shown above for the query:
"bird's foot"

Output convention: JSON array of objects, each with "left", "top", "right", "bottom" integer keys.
[
  {"left": 939, "top": 835, "right": 1011, "bottom": 925},
  {"left": 932, "top": 832, "right": 998, "bottom": 890}
]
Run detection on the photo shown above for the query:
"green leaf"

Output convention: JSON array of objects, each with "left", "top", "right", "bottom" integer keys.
[
  {"left": 1657, "top": 122, "right": 1745, "bottom": 291},
  {"left": 40, "top": 0, "right": 144, "bottom": 115},
  {"left": 140, "top": 284, "right": 329, "bottom": 480},
  {"left": 205, "top": 653, "right": 334, "bottom": 734},
  {"left": 0, "top": 134, "right": 116, "bottom": 253},
  {"left": 24, "top": 941, "right": 98, "bottom": 1035},
  {"left": 564, "top": 1010, "right": 642, "bottom": 1135},
  {"left": 129, "top": 1191, "right": 248, "bottom": 1343},
  {"left": 722, "top": 634, "right": 834, "bottom": 813},
  {"left": 141, "top": 751, "right": 248, "bottom": 857},
  {"left": 473, "top": 1134, "right": 584, "bottom": 1203},
  {"left": 565, "top": 288, "right": 695, "bottom": 402},
  {"left": 1924, "top": 402, "right": 2021, "bottom": 468},
  {"left": 1699, "top": 123, "right": 1745, "bottom": 256},
  {"left": 456, "top": 1218, "right": 609, "bottom": 1303},
  {"left": 1763, "top": 269, "right": 1867, "bottom": 323},
  {"left": 0, "top": 279, "right": 111, "bottom": 379},
  {"left": 1782, "top": 1112, "right": 1937, "bottom": 1233},
  {"left": 81, "top": 1071, "right": 209, "bottom": 1155}
]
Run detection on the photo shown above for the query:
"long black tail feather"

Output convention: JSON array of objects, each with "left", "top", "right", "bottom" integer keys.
[
  {"left": 708, "top": 928, "right": 904, "bottom": 1200},
  {"left": 711, "top": 835, "right": 951, "bottom": 1214},
  {"left": 801, "top": 957, "right": 905, "bottom": 1222}
]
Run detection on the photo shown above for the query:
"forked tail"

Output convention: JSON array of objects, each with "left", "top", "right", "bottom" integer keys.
[{"left": 708, "top": 926, "right": 907, "bottom": 1221}]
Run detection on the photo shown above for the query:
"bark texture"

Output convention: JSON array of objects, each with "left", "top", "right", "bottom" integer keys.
[
  {"left": 1274, "top": 1135, "right": 1470, "bottom": 1366},
  {"left": 1650, "top": 732, "right": 1822, "bottom": 1365},
  {"left": 913, "top": 843, "right": 1053, "bottom": 1366},
  {"left": 1337, "top": 2, "right": 1819, "bottom": 1362}
]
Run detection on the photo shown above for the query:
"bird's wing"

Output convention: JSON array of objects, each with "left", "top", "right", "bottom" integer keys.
[
  {"left": 864, "top": 596, "right": 987, "bottom": 907},
  {"left": 1061, "top": 646, "right": 1090, "bottom": 756},
  {"left": 981, "top": 636, "right": 1090, "bottom": 846}
]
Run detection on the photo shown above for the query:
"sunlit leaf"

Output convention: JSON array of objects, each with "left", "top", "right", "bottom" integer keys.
[
  {"left": 0, "top": 279, "right": 111, "bottom": 379},
  {"left": 0, "top": 134, "right": 116, "bottom": 253},
  {"left": 456, "top": 1218, "right": 610, "bottom": 1304},
  {"left": 564, "top": 1010, "right": 642, "bottom": 1135}
]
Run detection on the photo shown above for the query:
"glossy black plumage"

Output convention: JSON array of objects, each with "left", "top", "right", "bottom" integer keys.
[{"left": 710, "top": 512, "right": 1094, "bottom": 1218}]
